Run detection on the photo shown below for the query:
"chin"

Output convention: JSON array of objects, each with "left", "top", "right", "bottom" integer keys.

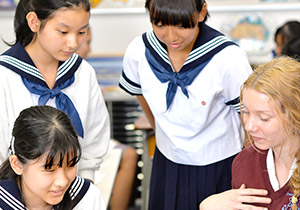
[{"left": 254, "top": 142, "right": 269, "bottom": 151}]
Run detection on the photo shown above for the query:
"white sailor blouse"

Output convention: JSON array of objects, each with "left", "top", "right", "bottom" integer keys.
[
  {"left": 0, "top": 176, "right": 105, "bottom": 210},
  {"left": 0, "top": 43, "right": 110, "bottom": 181},
  {"left": 119, "top": 23, "right": 252, "bottom": 165}
]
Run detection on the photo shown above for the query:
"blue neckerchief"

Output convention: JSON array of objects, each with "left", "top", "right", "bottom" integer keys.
[
  {"left": 22, "top": 76, "right": 83, "bottom": 137},
  {"left": 0, "top": 42, "right": 84, "bottom": 137},
  {"left": 143, "top": 23, "right": 237, "bottom": 110}
]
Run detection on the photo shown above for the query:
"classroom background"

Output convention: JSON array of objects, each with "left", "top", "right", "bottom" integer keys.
[{"left": 1, "top": 0, "right": 300, "bottom": 209}]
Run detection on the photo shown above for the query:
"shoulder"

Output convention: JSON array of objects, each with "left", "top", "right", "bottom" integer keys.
[
  {"left": 124, "top": 35, "right": 145, "bottom": 62},
  {"left": 73, "top": 178, "right": 106, "bottom": 210},
  {"left": 210, "top": 44, "right": 252, "bottom": 80},
  {"left": 214, "top": 45, "right": 249, "bottom": 64},
  {"left": 232, "top": 146, "right": 267, "bottom": 176},
  {"left": 76, "top": 59, "right": 96, "bottom": 76},
  {"left": 233, "top": 146, "right": 257, "bottom": 165}
]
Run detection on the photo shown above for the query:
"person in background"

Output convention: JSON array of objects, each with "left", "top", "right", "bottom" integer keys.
[
  {"left": 272, "top": 25, "right": 283, "bottom": 58},
  {"left": 76, "top": 27, "right": 92, "bottom": 59},
  {"left": 119, "top": 0, "right": 253, "bottom": 209},
  {"left": 0, "top": 105, "right": 106, "bottom": 210},
  {"left": 272, "top": 20, "right": 300, "bottom": 57},
  {"left": 281, "top": 36, "right": 300, "bottom": 59},
  {"left": 0, "top": 0, "right": 110, "bottom": 182},
  {"left": 200, "top": 56, "right": 300, "bottom": 209},
  {"left": 77, "top": 27, "right": 139, "bottom": 210}
]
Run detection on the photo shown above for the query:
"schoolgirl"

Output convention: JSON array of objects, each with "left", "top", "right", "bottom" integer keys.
[
  {"left": 0, "top": 106, "right": 105, "bottom": 210},
  {"left": 0, "top": 0, "right": 110, "bottom": 182},
  {"left": 119, "top": 0, "right": 253, "bottom": 209}
]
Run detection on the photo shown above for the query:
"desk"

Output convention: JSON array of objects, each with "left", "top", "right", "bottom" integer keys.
[{"left": 134, "top": 114, "right": 155, "bottom": 210}]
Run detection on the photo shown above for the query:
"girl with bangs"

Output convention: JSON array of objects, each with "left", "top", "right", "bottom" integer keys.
[
  {"left": 0, "top": 0, "right": 110, "bottom": 183},
  {"left": 119, "top": 0, "right": 253, "bottom": 209},
  {"left": 0, "top": 106, "right": 105, "bottom": 210}
]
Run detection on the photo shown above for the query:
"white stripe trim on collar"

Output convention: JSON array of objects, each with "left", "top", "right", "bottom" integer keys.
[
  {"left": 0, "top": 53, "right": 78, "bottom": 82},
  {"left": 0, "top": 55, "right": 44, "bottom": 81},
  {"left": 69, "top": 176, "right": 85, "bottom": 200},
  {"left": 0, "top": 186, "right": 26, "bottom": 210},
  {"left": 187, "top": 36, "right": 231, "bottom": 65},
  {"left": 57, "top": 54, "right": 78, "bottom": 80},
  {"left": 146, "top": 30, "right": 232, "bottom": 67}
]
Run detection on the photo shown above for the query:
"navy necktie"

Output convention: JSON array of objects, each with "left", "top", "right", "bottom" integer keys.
[
  {"left": 22, "top": 76, "right": 84, "bottom": 138},
  {"left": 145, "top": 48, "right": 211, "bottom": 110}
]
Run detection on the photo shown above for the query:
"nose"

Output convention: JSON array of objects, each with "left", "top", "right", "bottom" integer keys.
[
  {"left": 244, "top": 115, "right": 257, "bottom": 133},
  {"left": 54, "top": 168, "right": 69, "bottom": 188},
  {"left": 66, "top": 34, "right": 78, "bottom": 50},
  {"left": 166, "top": 27, "right": 178, "bottom": 42}
]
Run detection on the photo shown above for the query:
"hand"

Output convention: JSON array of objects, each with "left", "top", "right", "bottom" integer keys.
[{"left": 199, "top": 184, "right": 271, "bottom": 210}]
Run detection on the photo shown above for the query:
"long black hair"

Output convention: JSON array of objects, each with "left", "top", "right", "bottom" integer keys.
[
  {"left": 0, "top": 105, "right": 81, "bottom": 210},
  {"left": 12, "top": 0, "right": 90, "bottom": 47},
  {"left": 145, "top": 0, "right": 209, "bottom": 28}
]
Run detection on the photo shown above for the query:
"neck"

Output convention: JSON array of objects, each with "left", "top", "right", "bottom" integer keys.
[
  {"left": 25, "top": 43, "right": 58, "bottom": 89},
  {"left": 272, "top": 135, "right": 300, "bottom": 188}
]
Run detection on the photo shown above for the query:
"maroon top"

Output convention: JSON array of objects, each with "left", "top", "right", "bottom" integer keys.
[{"left": 232, "top": 146, "right": 297, "bottom": 209}]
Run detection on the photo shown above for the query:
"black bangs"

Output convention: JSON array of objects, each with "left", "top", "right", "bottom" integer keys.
[
  {"left": 149, "top": 0, "right": 197, "bottom": 28},
  {"left": 44, "top": 147, "right": 80, "bottom": 169},
  {"left": 44, "top": 133, "right": 81, "bottom": 169}
]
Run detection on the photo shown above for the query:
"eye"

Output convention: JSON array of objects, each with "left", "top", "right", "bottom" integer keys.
[
  {"left": 259, "top": 117, "right": 270, "bottom": 122},
  {"left": 78, "top": 31, "right": 86, "bottom": 35},
  {"left": 59, "top": 30, "right": 67, "bottom": 35},
  {"left": 154, "top": 22, "right": 164, "bottom": 28},
  {"left": 44, "top": 168, "right": 56, "bottom": 173}
]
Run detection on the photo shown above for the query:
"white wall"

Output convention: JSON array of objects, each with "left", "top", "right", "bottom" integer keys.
[
  {"left": 89, "top": 9, "right": 151, "bottom": 56},
  {"left": 0, "top": 12, "right": 14, "bottom": 53},
  {"left": 1, "top": 2, "right": 300, "bottom": 64}
]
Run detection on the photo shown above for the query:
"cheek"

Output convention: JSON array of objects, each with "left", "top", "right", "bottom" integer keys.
[{"left": 67, "top": 166, "right": 77, "bottom": 181}]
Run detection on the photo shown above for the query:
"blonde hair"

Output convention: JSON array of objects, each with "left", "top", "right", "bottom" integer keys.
[{"left": 240, "top": 56, "right": 300, "bottom": 209}]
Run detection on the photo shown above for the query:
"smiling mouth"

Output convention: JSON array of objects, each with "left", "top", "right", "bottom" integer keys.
[{"left": 50, "top": 189, "right": 65, "bottom": 197}]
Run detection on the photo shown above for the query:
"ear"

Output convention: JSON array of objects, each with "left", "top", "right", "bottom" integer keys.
[
  {"left": 198, "top": 3, "right": 207, "bottom": 22},
  {"left": 9, "top": 155, "right": 24, "bottom": 175},
  {"left": 26, "top": 12, "right": 40, "bottom": 33}
]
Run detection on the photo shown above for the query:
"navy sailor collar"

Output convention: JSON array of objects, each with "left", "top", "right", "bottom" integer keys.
[
  {"left": 0, "top": 176, "right": 90, "bottom": 209},
  {"left": 0, "top": 42, "right": 82, "bottom": 88},
  {"left": 142, "top": 22, "right": 237, "bottom": 73}
]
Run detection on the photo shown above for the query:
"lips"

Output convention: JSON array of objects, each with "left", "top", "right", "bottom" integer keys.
[
  {"left": 251, "top": 136, "right": 265, "bottom": 142},
  {"left": 50, "top": 189, "right": 65, "bottom": 197},
  {"left": 62, "top": 51, "right": 73, "bottom": 56},
  {"left": 168, "top": 43, "right": 180, "bottom": 49}
]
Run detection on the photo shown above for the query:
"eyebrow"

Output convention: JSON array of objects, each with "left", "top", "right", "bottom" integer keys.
[
  {"left": 58, "top": 23, "right": 90, "bottom": 31},
  {"left": 243, "top": 106, "right": 274, "bottom": 114}
]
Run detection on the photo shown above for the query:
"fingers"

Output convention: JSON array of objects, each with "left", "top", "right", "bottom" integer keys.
[
  {"left": 236, "top": 195, "right": 271, "bottom": 204},
  {"left": 237, "top": 186, "right": 269, "bottom": 196},
  {"left": 235, "top": 184, "right": 271, "bottom": 206},
  {"left": 237, "top": 203, "right": 269, "bottom": 210}
]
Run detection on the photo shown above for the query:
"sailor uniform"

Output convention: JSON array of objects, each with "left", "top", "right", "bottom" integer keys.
[
  {"left": 0, "top": 176, "right": 105, "bottom": 210},
  {"left": 0, "top": 43, "right": 110, "bottom": 181},
  {"left": 119, "top": 23, "right": 252, "bottom": 209}
]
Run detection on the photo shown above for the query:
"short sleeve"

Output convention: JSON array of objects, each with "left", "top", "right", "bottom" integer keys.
[{"left": 119, "top": 36, "right": 145, "bottom": 95}]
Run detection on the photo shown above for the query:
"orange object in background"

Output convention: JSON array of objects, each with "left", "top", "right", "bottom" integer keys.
[
  {"left": 148, "top": 135, "right": 156, "bottom": 158},
  {"left": 90, "top": 0, "right": 101, "bottom": 8}
]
